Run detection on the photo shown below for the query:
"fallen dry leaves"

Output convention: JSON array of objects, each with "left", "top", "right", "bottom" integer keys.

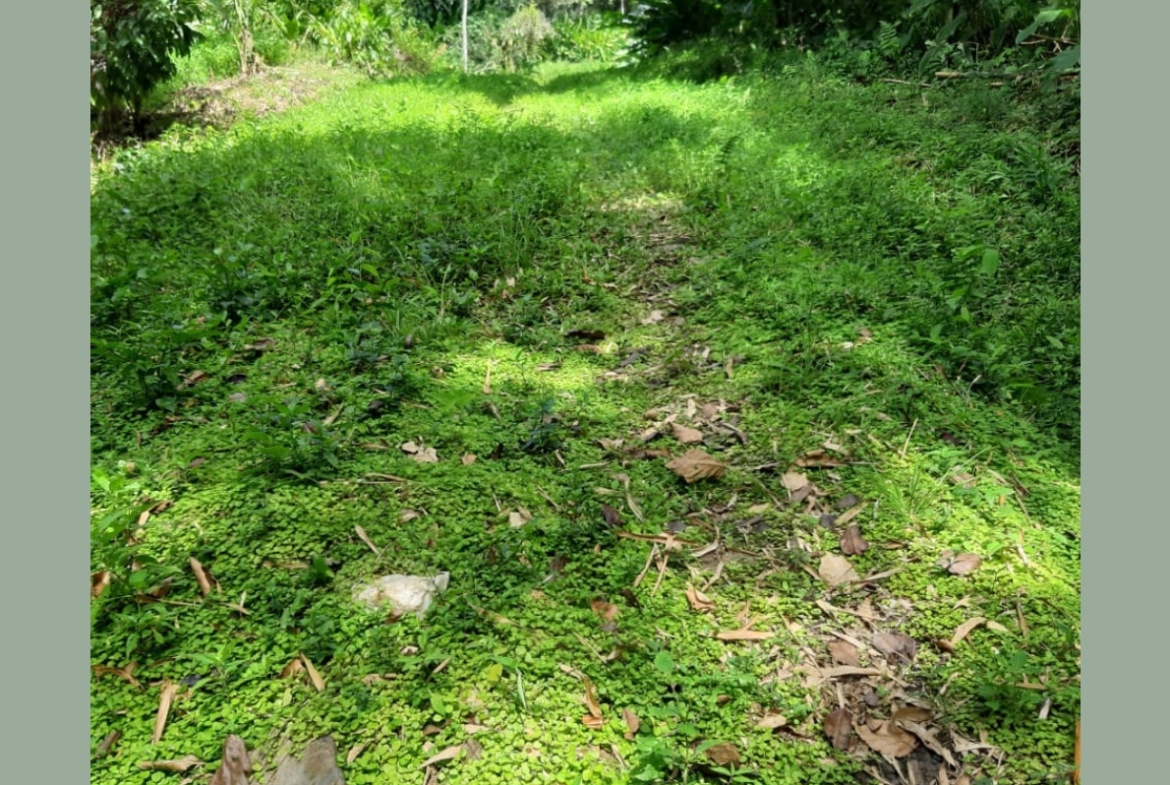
[
  {"left": 622, "top": 708, "right": 641, "bottom": 740},
  {"left": 189, "top": 557, "right": 217, "bottom": 596},
  {"left": 671, "top": 423, "right": 705, "bottom": 444},
  {"left": 151, "top": 681, "right": 179, "bottom": 744},
  {"left": 419, "top": 744, "right": 464, "bottom": 768},
  {"left": 582, "top": 676, "right": 604, "bottom": 729},
  {"left": 839, "top": 525, "right": 870, "bottom": 555},
  {"left": 92, "top": 661, "right": 140, "bottom": 688},
  {"left": 590, "top": 599, "right": 620, "bottom": 623},
  {"left": 138, "top": 756, "right": 203, "bottom": 773},
  {"left": 824, "top": 707, "right": 853, "bottom": 750},
  {"left": 818, "top": 554, "right": 860, "bottom": 587},
  {"left": 756, "top": 710, "right": 788, "bottom": 730},
  {"left": 873, "top": 631, "right": 919, "bottom": 664},
  {"left": 299, "top": 653, "right": 326, "bottom": 692},
  {"left": 941, "top": 552, "right": 983, "bottom": 576},
  {"left": 828, "top": 640, "right": 861, "bottom": 667},
  {"left": 91, "top": 570, "right": 112, "bottom": 599},
  {"left": 856, "top": 717, "right": 918, "bottom": 757},
  {"left": 354, "top": 525, "right": 380, "bottom": 555},
  {"left": 401, "top": 442, "right": 439, "bottom": 463},
  {"left": 665, "top": 450, "right": 727, "bottom": 483},
  {"left": 938, "top": 617, "right": 987, "bottom": 652},
  {"left": 685, "top": 583, "right": 715, "bottom": 613},
  {"left": 704, "top": 742, "right": 741, "bottom": 766},
  {"left": 716, "top": 628, "right": 775, "bottom": 642}
]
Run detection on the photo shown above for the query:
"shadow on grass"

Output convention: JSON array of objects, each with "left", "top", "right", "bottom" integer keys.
[{"left": 90, "top": 67, "right": 1079, "bottom": 785}]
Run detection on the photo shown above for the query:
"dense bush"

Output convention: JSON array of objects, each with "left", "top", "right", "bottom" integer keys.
[{"left": 91, "top": 0, "right": 203, "bottom": 133}]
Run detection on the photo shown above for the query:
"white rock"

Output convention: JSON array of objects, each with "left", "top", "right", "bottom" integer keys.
[{"left": 352, "top": 573, "right": 450, "bottom": 618}]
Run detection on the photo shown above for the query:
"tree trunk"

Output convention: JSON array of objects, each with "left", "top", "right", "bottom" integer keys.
[{"left": 461, "top": 0, "right": 469, "bottom": 74}]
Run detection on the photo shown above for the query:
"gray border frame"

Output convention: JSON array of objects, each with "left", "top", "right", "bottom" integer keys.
[
  {"left": 1083, "top": 0, "right": 1155, "bottom": 782},
  {"left": 1, "top": 2, "right": 91, "bottom": 781},
  {"left": 0, "top": 3, "right": 1107, "bottom": 783}
]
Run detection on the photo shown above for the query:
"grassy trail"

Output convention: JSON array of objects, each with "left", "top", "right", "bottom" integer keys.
[{"left": 91, "top": 61, "right": 1080, "bottom": 785}]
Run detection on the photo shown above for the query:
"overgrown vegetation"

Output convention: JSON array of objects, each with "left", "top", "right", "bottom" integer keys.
[{"left": 91, "top": 3, "right": 1078, "bottom": 784}]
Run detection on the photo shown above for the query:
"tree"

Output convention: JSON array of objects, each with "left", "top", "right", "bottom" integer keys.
[
  {"left": 462, "top": 0, "right": 470, "bottom": 72},
  {"left": 91, "top": 0, "right": 202, "bottom": 135}
]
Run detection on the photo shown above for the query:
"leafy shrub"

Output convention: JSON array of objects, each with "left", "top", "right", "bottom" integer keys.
[
  {"left": 315, "top": 0, "right": 436, "bottom": 76},
  {"left": 91, "top": 0, "right": 203, "bottom": 133},
  {"left": 440, "top": 5, "right": 555, "bottom": 73},
  {"left": 499, "top": 5, "right": 556, "bottom": 71},
  {"left": 547, "top": 14, "right": 630, "bottom": 63}
]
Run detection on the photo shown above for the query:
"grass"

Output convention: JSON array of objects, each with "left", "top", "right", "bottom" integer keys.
[{"left": 90, "top": 51, "right": 1079, "bottom": 785}]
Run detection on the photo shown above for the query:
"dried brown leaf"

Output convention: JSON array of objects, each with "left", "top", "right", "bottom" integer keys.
[
  {"left": 821, "top": 666, "right": 882, "bottom": 679},
  {"left": 602, "top": 504, "right": 624, "bottom": 527},
  {"left": 835, "top": 503, "right": 867, "bottom": 527},
  {"left": 300, "top": 653, "right": 325, "bottom": 692},
  {"left": 795, "top": 450, "right": 847, "bottom": 468},
  {"left": 781, "top": 472, "right": 809, "bottom": 491},
  {"left": 151, "top": 681, "right": 179, "bottom": 744},
  {"left": 949, "top": 617, "right": 987, "bottom": 648},
  {"left": 818, "top": 554, "right": 860, "bottom": 587},
  {"left": 898, "top": 721, "right": 957, "bottom": 768},
  {"left": 419, "top": 744, "right": 464, "bottom": 768},
  {"left": 582, "top": 677, "right": 603, "bottom": 718},
  {"left": 462, "top": 453, "right": 477, "bottom": 465},
  {"left": 280, "top": 658, "right": 304, "bottom": 679},
  {"left": 591, "top": 599, "right": 621, "bottom": 622},
  {"left": 641, "top": 310, "right": 666, "bottom": 325},
  {"left": 872, "top": 632, "right": 919, "bottom": 664},
  {"left": 622, "top": 709, "right": 641, "bottom": 740},
  {"left": 715, "top": 629, "right": 774, "bottom": 642},
  {"left": 855, "top": 719, "right": 918, "bottom": 757},
  {"left": 892, "top": 706, "right": 933, "bottom": 724},
  {"left": 346, "top": 742, "right": 370, "bottom": 765},
  {"left": 189, "top": 557, "right": 214, "bottom": 596},
  {"left": 139, "top": 756, "right": 204, "bottom": 773},
  {"left": 582, "top": 714, "right": 605, "bottom": 730},
  {"left": 94, "top": 730, "right": 122, "bottom": 759},
  {"left": 508, "top": 507, "right": 534, "bottom": 528},
  {"left": 92, "top": 662, "right": 140, "bottom": 687},
  {"left": 946, "top": 553, "right": 983, "bottom": 576},
  {"left": 665, "top": 450, "right": 727, "bottom": 483},
  {"left": 828, "top": 640, "right": 861, "bottom": 667},
  {"left": 91, "top": 570, "right": 112, "bottom": 599},
  {"left": 354, "top": 525, "right": 380, "bottom": 555},
  {"left": 835, "top": 494, "right": 861, "bottom": 510},
  {"left": 756, "top": 710, "right": 788, "bottom": 730},
  {"left": 685, "top": 583, "right": 715, "bottom": 613},
  {"left": 824, "top": 707, "right": 853, "bottom": 751},
  {"left": 705, "top": 743, "right": 740, "bottom": 766},
  {"left": 839, "top": 525, "right": 870, "bottom": 556},
  {"left": 671, "top": 423, "right": 705, "bottom": 444}
]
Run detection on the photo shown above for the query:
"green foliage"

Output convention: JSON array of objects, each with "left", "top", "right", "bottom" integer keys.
[
  {"left": 500, "top": 5, "right": 557, "bottom": 71},
  {"left": 441, "top": 5, "right": 557, "bottom": 73},
  {"left": 91, "top": 0, "right": 203, "bottom": 133},
  {"left": 315, "top": 1, "right": 437, "bottom": 76},
  {"left": 627, "top": 0, "right": 1080, "bottom": 78},
  {"left": 91, "top": 61, "right": 1078, "bottom": 785},
  {"left": 548, "top": 13, "right": 631, "bottom": 63}
]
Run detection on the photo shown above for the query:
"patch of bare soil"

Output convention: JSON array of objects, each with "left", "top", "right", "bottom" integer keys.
[{"left": 91, "top": 61, "right": 361, "bottom": 160}]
